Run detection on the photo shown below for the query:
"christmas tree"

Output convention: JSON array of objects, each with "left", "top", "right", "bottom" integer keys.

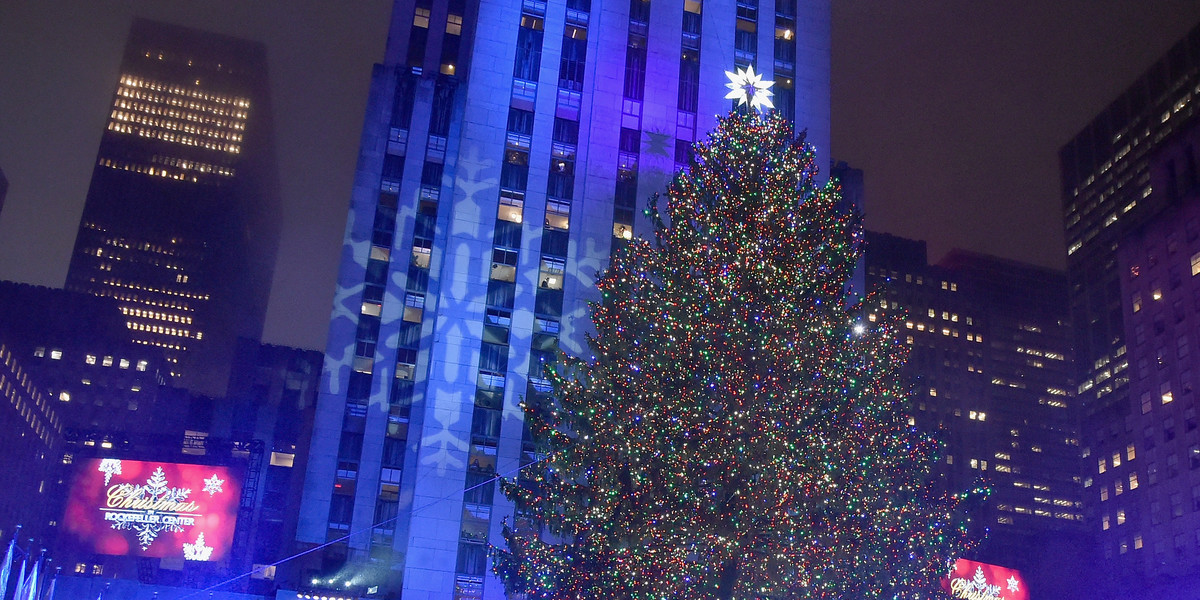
[{"left": 493, "top": 108, "right": 981, "bottom": 599}]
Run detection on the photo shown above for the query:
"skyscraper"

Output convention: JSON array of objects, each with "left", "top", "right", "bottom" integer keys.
[
  {"left": 1059, "top": 18, "right": 1200, "bottom": 585},
  {"left": 294, "top": 1, "right": 829, "bottom": 597},
  {"left": 863, "top": 232, "right": 1088, "bottom": 595},
  {"left": 1101, "top": 120, "right": 1200, "bottom": 597},
  {"left": 64, "top": 18, "right": 280, "bottom": 397}
]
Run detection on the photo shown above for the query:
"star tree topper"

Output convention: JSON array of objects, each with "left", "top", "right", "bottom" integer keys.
[{"left": 724, "top": 65, "right": 775, "bottom": 111}]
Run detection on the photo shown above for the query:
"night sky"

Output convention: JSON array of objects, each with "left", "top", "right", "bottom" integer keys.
[{"left": 1, "top": 2, "right": 1198, "bottom": 351}]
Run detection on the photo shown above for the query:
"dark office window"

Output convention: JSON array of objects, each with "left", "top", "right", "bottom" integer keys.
[
  {"left": 513, "top": 16, "right": 545, "bottom": 80},
  {"left": 559, "top": 28, "right": 588, "bottom": 91},
  {"left": 508, "top": 108, "right": 535, "bottom": 135}
]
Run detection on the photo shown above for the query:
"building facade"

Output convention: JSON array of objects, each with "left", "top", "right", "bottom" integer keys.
[
  {"left": 0, "top": 281, "right": 176, "bottom": 435},
  {"left": 864, "top": 232, "right": 1087, "bottom": 596},
  {"left": 1059, "top": 20, "right": 1200, "bottom": 596},
  {"left": 295, "top": 1, "right": 830, "bottom": 598},
  {"left": 1060, "top": 20, "right": 1199, "bottom": 475},
  {"left": 64, "top": 18, "right": 280, "bottom": 398},
  {"left": 1102, "top": 121, "right": 1200, "bottom": 597},
  {"left": 0, "top": 338, "right": 64, "bottom": 551}
]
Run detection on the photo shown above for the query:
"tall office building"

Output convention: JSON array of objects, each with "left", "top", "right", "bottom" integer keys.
[
  {"left": 295, "top": 1, "right": 829, "bottom": 597},
  {"left": 1059, "top": 20, "right": 1200, "bottom": 592},
  {"left": 64, "top": 18, "right": 280, "bottom": 397},
  {"left": 864, "top": 233, "right": 1087, "bottom": 595},
  {"left": 1098, "top": 121, "right": 1200, "bottom": 598}
]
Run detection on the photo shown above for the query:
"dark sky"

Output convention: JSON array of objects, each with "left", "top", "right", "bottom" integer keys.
[{"left": 1, "top": 2, "right": 1198, "bottom": 351}]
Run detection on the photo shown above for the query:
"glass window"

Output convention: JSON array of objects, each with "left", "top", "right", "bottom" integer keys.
[
  {"left": 539, "top": 258, "right": 566, "bottom": 290},
  {"left": 545, "top": 200, "right": 570, "bottom": 230}
]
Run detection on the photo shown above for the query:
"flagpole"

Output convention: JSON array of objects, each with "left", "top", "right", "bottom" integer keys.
[
  {"left": 42, "top": 567, "right": 58, "bottom": 600},
  {"left": 0, "top": 526, "right": 20, "bottom": 600}
]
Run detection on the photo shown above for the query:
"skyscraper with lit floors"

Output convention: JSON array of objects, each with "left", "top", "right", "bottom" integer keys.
[
  {"left": 294, "top": 1, "right": 830, "bottom": 597},
  {"left": 64, "top": 18, "right": 281, "bottom": 397}
]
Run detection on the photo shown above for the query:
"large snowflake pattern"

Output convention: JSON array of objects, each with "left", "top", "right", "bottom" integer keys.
[{"left": 109, "top": 467, "right": 192, "bottom": 550}]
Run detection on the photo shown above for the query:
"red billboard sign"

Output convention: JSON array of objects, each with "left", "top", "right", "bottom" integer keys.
[
  {"left": 62, "top": 458, "right": 241, "bottom": 561},
  {"left": 942, "top": 559, "right": 1028, "bottom": 600}
]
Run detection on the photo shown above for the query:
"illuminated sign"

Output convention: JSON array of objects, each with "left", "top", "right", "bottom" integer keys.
[
  {"left": 942, "top": 559, "right": 1028, "bottom": 600},
  {"left": 62, "top": 458, "right": 241, "bottom": 561}
]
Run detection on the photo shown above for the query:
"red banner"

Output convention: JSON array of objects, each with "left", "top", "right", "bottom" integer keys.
[
  {"left": 62, "top": 458, "right": 241, "bottom": 561},
  {"left": 942, "top": 559, "right": 1028, "bottom": 600}
]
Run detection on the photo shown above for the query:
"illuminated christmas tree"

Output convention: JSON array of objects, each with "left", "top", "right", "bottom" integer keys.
[{"left": 493, "top": 106, "right": 981, "bottom": 599}]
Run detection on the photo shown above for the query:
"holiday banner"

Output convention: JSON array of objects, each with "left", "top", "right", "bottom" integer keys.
[
  {"left": 942, "top": 559, "right": 1028, "bottom": 600},
  {"left": 62, "top": 458, "right": 241, "bottom": 561}
]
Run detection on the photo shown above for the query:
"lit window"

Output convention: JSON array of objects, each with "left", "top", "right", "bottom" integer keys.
[
  {"left": 102, "top": 356, "right": 113, "bottom": 367},
  {"left": 545, "top": 200, "right": 570, "bottom": 230},
  {"left": 412, "top": 245, "right": 431, "bottom": 269},
  {"left": 269, "top": 452, "right": 295, "bottom": 468},
  {"left": 1191, "top": 252, "right": 1200, "bottom": 276},
  {"left": 119, "top": 358, "right": 129, "bottom": 369},
  {"left": 59, "top": 391, "right": 71, "bottom": 402},
  {"left": 136, "top": 360, "right": 148, "bottom": 372},
  {"left": 413, "top": 8, "right": 431, "bottom": 28},
  {"left": 1127, "top": 444, "right": 1136, "bottom": 461},
  {"left": 1099, "top": 458, "right": 1107, "bottom": 474},
  {"left": 1129, "top": 472, "right": 1139, "bottom": 490},
  {"left": 490, "top": 248, "right": 518, "bottom": 282},
  {"left": 498, "top": 196, "right": 524, "bottom": 223},
  {"left": 446, "top": 13, "right": 463, "bottom": 35},
  {"left": 50, "top": 349, "right": 62, "bottom": 360},
  {"left": 539, "top": 257, "right": 566, "bottom": 290},
  {"left": 404, "top": 294, "right": 425, "bottom": 323}
]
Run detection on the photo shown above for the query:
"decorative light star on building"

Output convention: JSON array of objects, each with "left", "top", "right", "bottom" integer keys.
[
  {"left": 724, "top": 66, "right": 775, "bottom": 111},
  {"left": 1007, "top": 575, "right": 1020, "bottom": 592}
]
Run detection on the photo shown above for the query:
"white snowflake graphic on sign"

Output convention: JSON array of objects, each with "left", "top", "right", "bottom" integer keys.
[
  {"left": 964, "top": 566, "right": 1001, "bottom": 598},
  {"left": 98, "top": 458, "right": 122, "bottom": 485},
  {"left": 109, "top": 467, "right": 192, "bottom": 550},
  {"left": 1007, "top": 575, "right": 1020, "bottom": 592},
  {"left": 202, "top": 474, "right": 224, "bottom": 496},
  {"left": 183, "top": 532, "right": 213, "bottom": 561}
]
